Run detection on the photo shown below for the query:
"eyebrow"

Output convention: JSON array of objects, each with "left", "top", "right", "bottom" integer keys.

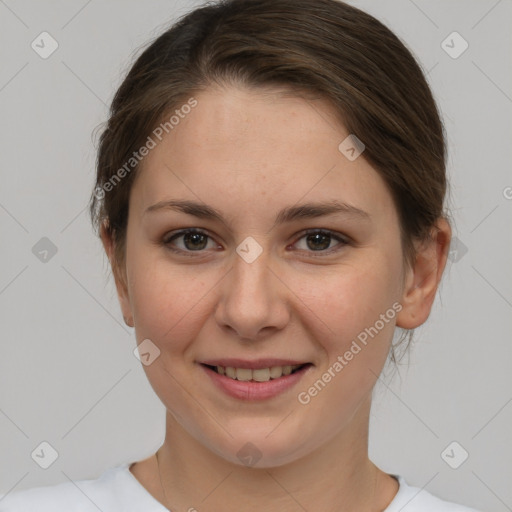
[{"left": 144, "top": 199, "right": 370, "bottom": 228}]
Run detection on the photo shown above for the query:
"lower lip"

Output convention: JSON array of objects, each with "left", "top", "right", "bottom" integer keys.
[{"left": 200, "top": 364, "right": 312, "bottom": 401}]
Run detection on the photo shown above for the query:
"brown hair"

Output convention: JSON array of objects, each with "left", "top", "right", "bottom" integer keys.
[{"left": 90, "top": 0, "right": 448, "bottom": 361}]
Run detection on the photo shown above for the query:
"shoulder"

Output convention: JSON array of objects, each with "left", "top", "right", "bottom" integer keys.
[
  {"left": 0, "top": 463, "right": 154, "bottom": 512},
  {"left": 386, "top": 475, "right": 481, "bottom": 512},
  {"left": 0, "top": 478, "right": 94, "bottom": 512}
]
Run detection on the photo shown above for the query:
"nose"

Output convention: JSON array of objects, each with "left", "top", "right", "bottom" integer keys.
[{"left": 214, "top": 245, "right": 290, "bottom": 341}]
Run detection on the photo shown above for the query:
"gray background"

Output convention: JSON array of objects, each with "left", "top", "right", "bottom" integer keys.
[{"left": 0, "top": 1, "right": 511, "bottom": 510}]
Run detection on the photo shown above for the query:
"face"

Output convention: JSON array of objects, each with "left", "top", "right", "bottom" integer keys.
[{"left": 104, "top": 86, "right": 444, "bottom": 468}]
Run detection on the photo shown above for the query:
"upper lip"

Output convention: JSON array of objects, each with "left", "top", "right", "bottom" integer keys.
[{"left": 199, "top": 358, "right": 311, "bottom": 370}]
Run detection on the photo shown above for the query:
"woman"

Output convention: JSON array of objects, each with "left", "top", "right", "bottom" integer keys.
[{"left": 0, "top": 0, "right": 481, "bottom": 510}]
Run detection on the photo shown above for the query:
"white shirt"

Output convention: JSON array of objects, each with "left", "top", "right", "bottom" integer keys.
[{"left": 0, "top": 462, "right": 480, "bottom": 511}]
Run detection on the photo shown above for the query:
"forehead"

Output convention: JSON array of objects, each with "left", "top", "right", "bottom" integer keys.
[
  {"left": 171, "top": 86, "right": 342, "bottom": 160},
  {"left": 130, "top": 85, "right": 397, "bottom": 226}
]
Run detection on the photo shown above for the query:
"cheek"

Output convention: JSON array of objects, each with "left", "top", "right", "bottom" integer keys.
[
  {"left": 292, "top": 264, "right": 400, "bottom": 424},
  {"left": 126, "top": 248, "right": 211, "bottom": 350},
  {"left": 297, "top": 260, "right": 401, "bottom": 350},
  {"left": 127, "top": 260, "right": 214, "bottom": 413}
]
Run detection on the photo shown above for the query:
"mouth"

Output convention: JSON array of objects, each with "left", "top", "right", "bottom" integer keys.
[
  {"left": 199, "top": 361, "right": 313, "bottom": 401},
  {"left": 201, "top": 363, "right": 311, "bottom": 382}
]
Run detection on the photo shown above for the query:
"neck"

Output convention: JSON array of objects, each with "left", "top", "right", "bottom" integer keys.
[{"left": 150, "top": 397, "right": 398, "bottom": 512}]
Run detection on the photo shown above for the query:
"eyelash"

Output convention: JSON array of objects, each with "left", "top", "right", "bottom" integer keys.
[{"left": 162, "top": 228, "right": 349, "bottom": 258}]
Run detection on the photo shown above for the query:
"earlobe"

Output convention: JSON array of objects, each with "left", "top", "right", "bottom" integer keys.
[
  {"left": 99, "top": 222, "right": 134, "bottom": 328},
  {"left": 396, "top": 218, "right": 451, "bottom": 330}
]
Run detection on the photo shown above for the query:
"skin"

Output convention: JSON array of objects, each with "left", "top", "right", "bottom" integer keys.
[{"left": 101, "top": 85, "right": 451, "bottom": 511}]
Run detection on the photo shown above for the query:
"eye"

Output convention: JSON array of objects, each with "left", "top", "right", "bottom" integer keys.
[
  {"left": 163, "top": 229, "right": 218, "bottom": 254},
  {"left": 162, "top": 228, "right": 349, "bottom": 257},
  {"left": 292, "top": 229, "right": 349, "bottom": 255}
]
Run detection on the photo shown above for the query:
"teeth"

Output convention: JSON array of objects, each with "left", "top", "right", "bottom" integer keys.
[
  {"left": 269, "top": 366, "right": 283, "bottom": 379},
  {"left": 236, "top": 368, "right": 252, "bottom": 381},
  {"left": 252, "top": 368, "right": 270, "bottom": 382},
  {"left": 214, "top": 364, "right": 303, "bottom": 381}
]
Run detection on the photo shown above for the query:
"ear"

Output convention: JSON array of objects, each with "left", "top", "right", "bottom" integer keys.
[
  {"left": 396, "top": 218, "right": 451, "bottom": 329},
  {"left": 100, "top": 222, "right": 134, "bottom": 328}
]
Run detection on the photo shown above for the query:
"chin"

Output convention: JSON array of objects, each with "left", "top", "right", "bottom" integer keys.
[{"left": 209, "top": 428, "right": 315, "bottom": 469}]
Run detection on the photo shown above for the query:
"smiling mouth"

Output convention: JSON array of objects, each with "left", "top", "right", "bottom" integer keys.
[{"left": 201, "top": 363, "right": 311, "bottom": 382}]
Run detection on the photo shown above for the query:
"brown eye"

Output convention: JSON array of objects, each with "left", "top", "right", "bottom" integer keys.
[
  {"left": 305, "top": 232, "right": 331, "bottom": 251},
  {"left": 293, "top": 230, "right": 348, "bottom": 255},
  {"left": 164, "top": 229, "right": 216, "bottom": 253}
]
